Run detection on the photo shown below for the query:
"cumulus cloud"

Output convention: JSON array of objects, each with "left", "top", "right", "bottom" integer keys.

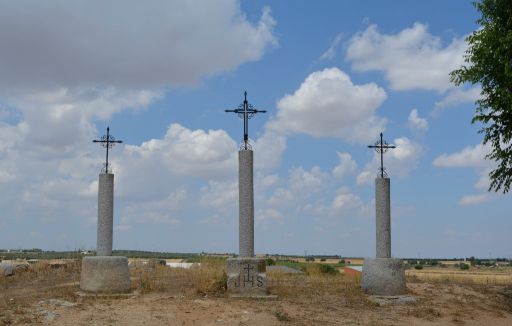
[
  {"left": 433, "top": 143, "right": 501, "bottom": 205},
  {"left": 432, "top": 87, "right": 481, "bottom": 115},
  {"left": 433, "top": 143, "right": 492, "bottom": 168},
  {"left": 269, "top": 68, "right": 387, "bottom": 143},
  {"left": 0, "top": 0, "right": 277, "bottom": 90},
  {"left": 407, "top": 109, "right": 429, "bottom": 133},
  {"left": 332, "top": 152, "right": 357, "bottom": 179},
  {"left": 346, "top": 23, "right": 466, "bottom": 92},
  {"left": 357, "top": 137, "right": 424, "bottom": 184}
]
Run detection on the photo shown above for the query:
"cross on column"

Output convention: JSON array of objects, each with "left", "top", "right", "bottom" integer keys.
[
  {"left": 93, "top": 127, "right": 123, "bottom": 173},
  {"left": 225, "top": 91, "right": 266, "bottom": 150},
  {"left": 368, "top": 132, "right": 396, "bottom": 178}
]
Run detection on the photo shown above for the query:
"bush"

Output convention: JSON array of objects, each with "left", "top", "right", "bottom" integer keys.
[
  {"left": 320, "top": 258, "right": 326, "bottom": 262},
  {"left": 305, "top": 257, "right": 315, "bottom": 262},
  {"left": 414, "top": 265, "right": 423, "bottom": 270},
  {"left": 339, "top": 259, "right": 346, "bottom": 264},
  {"left": 265, "top": 258, "right": 276, "bottom": 266},
  {"left": 319, "top": 264, "right": 338, "bottom": 275},
  {"left": 459, "top": 263, "right": 470, "bottom": 270}
]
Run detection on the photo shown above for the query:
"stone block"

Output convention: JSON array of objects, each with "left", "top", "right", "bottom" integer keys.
[
  {"left": 361, "top": 258, "right": 407, "bottom": 295},
  {"left": 80, "top": 256, "right": 131, "bottom": 293},
  {"left": 226, "top": 257, "right": 268, "bottom": 297}
]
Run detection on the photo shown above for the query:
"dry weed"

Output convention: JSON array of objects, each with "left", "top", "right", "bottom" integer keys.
[{"left": 131, "top": 257, "right": 227, "bottom": 296}]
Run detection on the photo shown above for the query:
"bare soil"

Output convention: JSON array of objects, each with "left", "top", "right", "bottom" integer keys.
[{"left": 1, "top": 260, "right": 511, "bottom": 325}]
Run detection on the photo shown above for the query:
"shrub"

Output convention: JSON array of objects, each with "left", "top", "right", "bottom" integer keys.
[
  {"left": 319, "top": 264, "right": 338, "bottom": 275},
  {"left": 339, "top": 259, "right": 346, "bottom": 264},
  {"left": 305, "top": 257, "right": 315, "bottom": 262},
  {"left": 414, "top": 265, "right": 423, "bottom": 270},
  {"left": 265, "top": 258, "right": 276, "bottom": 266},
  {"left": 320, "top": 258, "right": 326, "bottom": 262},
  {"left": 459, "top": 263, "right": 470, "bottom": 270}
]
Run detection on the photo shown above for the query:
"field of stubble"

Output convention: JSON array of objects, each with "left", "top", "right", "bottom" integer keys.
[{"left": 1, "top": 259, "right": 511, "bottom": 325}]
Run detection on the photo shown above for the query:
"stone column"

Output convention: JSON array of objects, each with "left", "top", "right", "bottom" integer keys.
[
  {"left": 97, "top": 173, "right": 114, "bottom": 256},
  {"left": 239, "top": 150, "right": 254, "bottom": 257},
  {"left": 227, "top": 149, "right": 269, "bottom": 297},
  {"left": 80, "top": 172, "right": 130, "bottom": 294},
  {"left": 361, "top": 177, "right": 406, "bottom": 296},
  {"left": 375, "top": 177, "right": 391, "bottom": 258}
]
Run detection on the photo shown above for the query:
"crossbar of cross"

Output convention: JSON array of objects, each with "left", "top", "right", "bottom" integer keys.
[
  {"left": 93, "top": 126, "right": 123, "bottom": 173},
  {"left": 368, "top": 132, "right": 396, "bottom": 178},
  {"left": 225, "top": 91, "right": 266, "bottom": 150}
]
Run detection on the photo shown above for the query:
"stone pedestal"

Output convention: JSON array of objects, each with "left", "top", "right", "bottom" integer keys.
[
  {"left": 239, "top": 150, "right": 254, "bottom": 257},
  {"left": 361, "top": 258, "right": 406, "bottom": 295},
  {"left": 80, "top": 256, "right": 131, "bottom": 293},
  {"left": 97, "top": 173, "right": 114, "bottom": 256},
  {"left": 227, "top": 257, "right": 268, "bottom": 297}
]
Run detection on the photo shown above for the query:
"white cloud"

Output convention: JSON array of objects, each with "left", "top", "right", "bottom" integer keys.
[
  {"left": 432, "top": 87, "right": 481, "bottom": 115},
  {"left": 358, "top": 137, "right": 424, "bottom": 184},
  {"left": 122, "top": 124, "right": 237, "bottom": 181},
  {"left": 269, "top": 68, "right": 387, "bottom": 143},
  {"left": 407, "top": 109, "right": 429, "bottom": 133},
  {"left": 253, "top": 130, "right": 287, "bottom": 171},
  {"left": 320, "top": 33, "right": 344, "bottom": 60},
  {"left": 433, "top": 143, "right": 492, "bottom": 168},
  {"left": 331, "top": 187, "right": 363, "bottom": 210},
  {"left": 433, "top": 143, "right": 501, "bottom": 205},
  {"left": 332, "top": 152, "right": 357, "bottom": 179},
  {"left": 346, "top": 23, "right": 466, "bottom": 92},
  {"left": 200, "top": 180, "right": 238, "bottom": 209},
  {"left": 459, "top": 194, "right": 494, "bottom": 206},
  {"left": 0, "top": 1, "right": 277, "bottom": 90}
]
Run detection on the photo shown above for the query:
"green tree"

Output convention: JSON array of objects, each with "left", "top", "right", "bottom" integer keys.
[{"left": 450, "top": 0, "right": 512, "bottom": 193}]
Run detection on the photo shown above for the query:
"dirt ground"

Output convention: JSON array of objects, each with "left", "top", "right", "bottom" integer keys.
[{"left": 1, "top": 261, "right": 511, "bottom": 325}]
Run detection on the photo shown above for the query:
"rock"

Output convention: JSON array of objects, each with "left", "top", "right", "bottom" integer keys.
[
  {"left": 368, "top": 295, "right": 417, "bottom": 306},
  {"left": 0, "top": 262, "right": 14, "bottom": 276}
]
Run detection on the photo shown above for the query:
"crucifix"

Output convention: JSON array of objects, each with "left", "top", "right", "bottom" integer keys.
[
  {"left": 93, "top": 126, "right": 123, "bottom": 173},
  {"left": 368, "top": 132, "right": 396, "bottom": 178},
  {"left": 225, "top": 91, "right": 266, "bottom": 150}
]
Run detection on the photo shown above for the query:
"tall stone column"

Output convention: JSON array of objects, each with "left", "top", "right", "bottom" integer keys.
[
  {"left": 226, "top": 149, "right": 268, "bottom": 297},
  {"left": 361, "top": 176, "right": 406, "bottom": 296},
  {"left": 375, "top": 178, "right": 391, "bottom": 258},
  {"left": 80, "top": 172, "right": 130, "bottom": 294},
  {"left": 239, "top": 150, "right": 254, "bottom": 257},
  {"left": 97, "top": 173, "right": 114, "bottom": 256}
]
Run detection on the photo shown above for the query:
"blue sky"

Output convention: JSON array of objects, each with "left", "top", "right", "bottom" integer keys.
[{"left": 0, "top": 1, "right": 509, "bottom": 258}]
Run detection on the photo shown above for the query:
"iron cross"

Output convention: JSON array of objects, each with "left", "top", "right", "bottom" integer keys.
[
  {"left": 93, "top": 126, "right": 123, "bottom": 173},
  {"left": 368, "top": 132, "right": 396, "bottom": 178},
  {"left": 225, "top": 91, "right": 266, "bottom": 150}
]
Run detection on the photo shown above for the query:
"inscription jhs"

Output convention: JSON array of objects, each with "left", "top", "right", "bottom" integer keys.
[{"left": 234, "top": 264, "right": 264, "bottom": 288}]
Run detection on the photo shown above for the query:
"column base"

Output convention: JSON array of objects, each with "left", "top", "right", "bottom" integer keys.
[
  {"left": 226, "top": 257, "right": 270, "bottom": 297},
  {"left": 80, "top": 256, "right": 131, "bottom": 294},
  {"left": 361, "top": 258, "right": 407, "bottom": 295}
]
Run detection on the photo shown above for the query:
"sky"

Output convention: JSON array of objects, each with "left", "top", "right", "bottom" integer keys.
[{"left": 0, "top": 0, "right": 509, "bottom": 259}]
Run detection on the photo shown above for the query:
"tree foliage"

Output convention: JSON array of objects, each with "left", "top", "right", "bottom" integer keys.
[{"left": 450, "top": 0, "right": 512, "bottom": 193}]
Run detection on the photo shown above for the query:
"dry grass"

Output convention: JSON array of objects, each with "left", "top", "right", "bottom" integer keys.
[
  {"left": 406, "top": 268, "right": 512, "bottom": 285},
  {"left": 131, "top": 257, "right": 227, "bottom": 296}
]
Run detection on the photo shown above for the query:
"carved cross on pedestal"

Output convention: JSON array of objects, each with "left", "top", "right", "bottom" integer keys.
[
  {"left": 225, "top": 91, "right": 266, "bottom": 150},
  {"left": 93, "top": 127, "right": 123, "bottom": 173},
  {"left": 368, "top": 132, "right": 396, "bottom": 178}
]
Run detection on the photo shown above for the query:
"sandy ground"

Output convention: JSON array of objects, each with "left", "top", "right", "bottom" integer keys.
[{"left": 1, "top": 263, "right": 511, "bottom": 325}]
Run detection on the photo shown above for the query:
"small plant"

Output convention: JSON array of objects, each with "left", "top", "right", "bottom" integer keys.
[
  {"left": 414, "top": 265, "right": 423, "bottom": 270},
  {"left": 319, "top": 264, "right": 338, "bottom": 275},
  {"left": 320, "top": 258, "right": 326, "bottom": 262},
  {"left": 305, "top": 256, "right": 315, "bottom": 262},
  {"left": 339, "top": 259, "right": 346, "bottom": 264},
  {"left": 274, "top": 310, "right": 291, "bottom": 322},
  {"left": 265, "top": 258, "right": 276, "bottom": 266},
  {"left": 459, "top": 263, "right": 470, "bottom": 270}
]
